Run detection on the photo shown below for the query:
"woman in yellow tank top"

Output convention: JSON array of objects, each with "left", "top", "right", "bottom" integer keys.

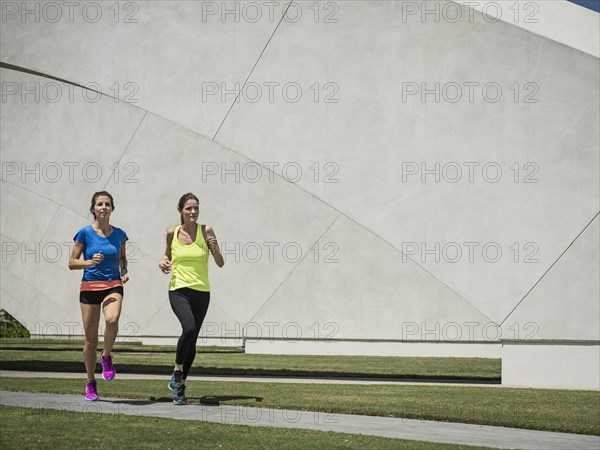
[{"left": 159, "top": 192, "right": 224, "bottom": 404}]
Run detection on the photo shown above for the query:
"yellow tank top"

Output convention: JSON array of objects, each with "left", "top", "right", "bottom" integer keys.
[{"left": 169, "top": 224, "right": 210, "bottom": 292}]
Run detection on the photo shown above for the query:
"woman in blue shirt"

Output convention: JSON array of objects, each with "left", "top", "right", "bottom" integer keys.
[{"left": 69, "top": 191, "right": 129, "bottom": 401}]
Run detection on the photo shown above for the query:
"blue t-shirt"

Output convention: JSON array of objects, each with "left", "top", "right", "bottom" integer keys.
[{"left": 74, "top": 225, "right": 128, "bottom": 284}]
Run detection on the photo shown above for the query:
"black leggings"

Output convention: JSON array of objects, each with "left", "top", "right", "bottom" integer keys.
[{"left": 169, "top": 288, "right": 210, "bottom": 379}]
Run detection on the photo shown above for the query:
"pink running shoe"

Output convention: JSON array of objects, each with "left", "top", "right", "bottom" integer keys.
[
  {"left": 101, "top": 353, "right": 116, "bottom": 380},
  {"left": 85, "top": 381, "right": 99, "bottom": 401}
]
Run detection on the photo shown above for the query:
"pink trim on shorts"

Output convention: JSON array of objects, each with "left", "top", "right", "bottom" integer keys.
[{"left": 80, "top": 280, "right": 123, "bottom": 291}]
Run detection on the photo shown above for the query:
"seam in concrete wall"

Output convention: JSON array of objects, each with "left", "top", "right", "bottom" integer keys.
[
  {"left": 500, "top": 211, "right": 600, "bottom": 326},
  {"left": 212, "top": 1, "right": 295, "bottom": 140},
  {"left": 248, "top": 212, "right": 343, "bottom": 322},
  {"left": 102, "top": 111, "right": 148, "bottom": 192}
]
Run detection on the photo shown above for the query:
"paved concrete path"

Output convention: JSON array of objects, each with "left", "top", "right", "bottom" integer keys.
[{"left": 1, "top": 390, "right": 598, "bottom": 450}]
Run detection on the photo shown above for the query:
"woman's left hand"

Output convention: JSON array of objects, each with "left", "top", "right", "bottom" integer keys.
[{"left": 121, "top": 272, "right": 129, "bottom": 284}]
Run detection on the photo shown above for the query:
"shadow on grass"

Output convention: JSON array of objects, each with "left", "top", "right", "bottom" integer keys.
[
  {"left": 98, "top": 396, "right": 264, "bottom": 406},
  {"left": 100, "top": 398, "right": 159, "bottom": 406},
  {"left": 0, "top": 360, "right": 501, "bottom": 384},
  {"left": 199, "top": 395, "right": 263, "bottom": 405}
]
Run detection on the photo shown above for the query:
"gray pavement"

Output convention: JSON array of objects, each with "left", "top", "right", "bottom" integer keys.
[{"left": 1, "top": 390, "right": 598, "bottom": 450}]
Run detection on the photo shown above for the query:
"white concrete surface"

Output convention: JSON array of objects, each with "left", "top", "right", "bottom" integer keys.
[
  {"left": 1, "top": 1, "right": 598, "bottom": 389},
  {"left": 215, "top": 1, "right": 600, "bottom": 325},
  {"left": 501, "top": 216, "right": 600, "bottom": 340},
  {"left": 454, "top": 0, "right": 600, "bottom": 58},
  {"left": 502, "top": 343, "right": 600, "bottom": 390},
  {"left": 0, "top": 0, "right": 289, "bottom": 138},
  {"left": 245, "top": 339, "right": 502, "bottom": 358}
]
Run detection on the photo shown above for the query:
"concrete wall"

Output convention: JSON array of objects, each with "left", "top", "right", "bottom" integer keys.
[{"left": 1, "top": 1, "right": 598, "bottom": 389}]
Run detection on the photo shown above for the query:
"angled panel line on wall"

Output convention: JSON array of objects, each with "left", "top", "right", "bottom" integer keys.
[
  {"left": 2, "top": 269, "right": 64, "bottom": 310},
  {"left": 102, "top": 111, "right": 148, "bottom": 192},
  {"left": 0, "top": 67, "right": 493, "bottom": 325},
  {"left": 212, "top": 1, "right": 294, "bottom": 140},
  {"left": 0, "top": 181, "right": 131, "bottom": 226},
  {"left": 0, "top": 61, "right": 104, "bottom": 95},
  {"left": 205, "top": 142, "right": 491, "bottom": 322},
  {"left": 500, "top": 211, "right": 600, "bottom": 327},
  {"left": 453, "top": 0, "right": 600, "bottom": 57},
  {"left": 248, "top": 212, "right": 342, "bottom": 323},
  {"left": 0, "top": 64, "right": 233, "bottom": 144},
  {"left": 0, "top": 62, "right": 138, "bottom": 106},
  {"left": 1, "top": 182, "right": 70, "bottom": 219},
  {"left": 37, "top": 206, "right": 62, "bottom": 250}
]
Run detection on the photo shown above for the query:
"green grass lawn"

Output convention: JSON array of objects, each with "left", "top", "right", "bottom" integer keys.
[
  {"left": 2, "top": 339, "right": 598, "bottom": 437},
  {"left": 0, "top": 405, "right": 498, "bottom": 450},
  {"left": 1, "top": 377, "right": 598, "bottom": 436},
  {"left": 0, "top": 339, "right": 500, "bottom": 381}
]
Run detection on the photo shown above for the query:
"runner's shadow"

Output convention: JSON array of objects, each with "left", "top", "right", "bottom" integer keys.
[
  {"left": 199, "top": 395, "right": 263, "bottom": 405},
  {"left": 100, "top": 399, "right": 159, "bottom": 405}
]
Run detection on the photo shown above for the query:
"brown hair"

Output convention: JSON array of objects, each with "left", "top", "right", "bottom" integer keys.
[
  {"left": 90, "top": 191, "right": 114, "bottom": 219},
  {"left": 177, "top": 192, "right": 199, "bottom": 224}
]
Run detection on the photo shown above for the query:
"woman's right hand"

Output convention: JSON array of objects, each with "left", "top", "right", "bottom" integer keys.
[
  {"left": 159, "top": 259, "right": 172, "bottom": 274},
  {"left": 88, "top": 252, "right": 104, "bottom": 267}
]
